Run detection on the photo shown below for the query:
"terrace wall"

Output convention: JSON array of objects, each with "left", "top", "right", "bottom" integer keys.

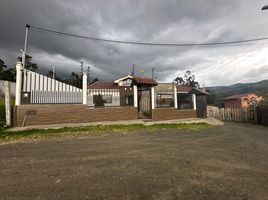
[{"left": 14, "top": 104, "right": 137, "bottom": 127}]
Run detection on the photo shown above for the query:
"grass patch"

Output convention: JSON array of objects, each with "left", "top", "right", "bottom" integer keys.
[{"left": 0, "top": 123, "right": 213, "bottom": 143}]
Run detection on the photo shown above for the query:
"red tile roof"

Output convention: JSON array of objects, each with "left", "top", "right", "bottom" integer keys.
[
  {"left": 223, "top": 93, "right": 256, "bottom": 100},
  {"left": 176, "top": 85, "right": 192, "bottom": 93},
  {"left": 133, "top": 76, "right": 158, "bottom": 86},
  {"left": 177, "top": 85, "right": 210, "bottom": 95},
  {"left": 88, "top": 81, "right": 119, "bottom": 89}
]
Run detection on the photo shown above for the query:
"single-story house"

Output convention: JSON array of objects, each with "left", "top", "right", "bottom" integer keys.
[
  {"left": 13, "top": 63, "right": 210, "bottom": 126},
  {"left": 223, "top": 93, "right": 263, "bottom": 109},
  {"left": 87, "top": 75, "right": 209, "bottom": 119}
]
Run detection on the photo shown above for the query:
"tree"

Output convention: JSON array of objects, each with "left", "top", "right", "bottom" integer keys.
[
  {"left": 0, "top": 68, "right": 16, "bottom": 82},
  {"left": 91, "top": 78, "right": 99, "bottom": 84},
  {"left": 174, "top": 70, "right": 200, "bottom": 88},
  {"left": 245, "top": 96, "right": 259, "bottom": 107},
  {"left": 0, "top": 59, "right": 7, "bottom": 72},
  {"left": 67, "top": 72, "right": 82, "bottom": 88},
  {"left": 259, "top": 98, "right": 268, "bottom": 107},
  {"left": 0, "top": 59, "right": 16, "bottom": 81},
  {"left": 18, "top": 54, "right": 38, "bottom": 72},
  {"left": 46, "top": 70, "right": 62, "bottom": 81}
]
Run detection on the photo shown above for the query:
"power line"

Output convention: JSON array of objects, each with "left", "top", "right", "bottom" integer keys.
[
  {"left": 196, "top": 45, "right": 260, "bottom": 79},
  {"left": 29, "top": 25, "right": 268, "bottom": 47},
  {"left": 197, "top": 45, "right": 262, "bottom": 81}
]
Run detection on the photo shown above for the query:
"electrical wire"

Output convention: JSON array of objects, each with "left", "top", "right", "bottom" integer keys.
[
  {"left": 29, "top": 25, "right": 268, "bottom": 47},
  {"left": 198, "top": 45, "right": 263, "bottom": 81},
  {"left": 196, "top": 45, "right": 260, "bottom": 79}
]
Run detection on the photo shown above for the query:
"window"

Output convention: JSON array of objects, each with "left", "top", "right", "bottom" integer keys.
[
  {"left": 156, "top": 94, "right": 174, "bottom": 108},
  {"left": 102, "top": 96, "right": 112, "bottom": 104},
  {"left": 178, "top": 94, "right": 193, "bottom": 109},
  {"left": 120, "top": 79, "right": 132, "bottom": 86}
]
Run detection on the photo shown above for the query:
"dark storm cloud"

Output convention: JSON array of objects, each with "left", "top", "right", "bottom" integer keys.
[{"left": 1, "top": 0, "right": 268, "bottom": 85}]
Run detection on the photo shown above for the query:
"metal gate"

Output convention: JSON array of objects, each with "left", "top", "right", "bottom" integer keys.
[
  {"left": 138, "top": 89, "right": 151, "bottom": 119},
  {"left": 196, "top": 95, "right": 207, "bottom": 118}
]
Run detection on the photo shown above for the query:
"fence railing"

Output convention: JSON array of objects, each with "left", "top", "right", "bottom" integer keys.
[
  {"left": 21, "top": 69, "right": 82, "bottom": 104},
  {"left": 207, "top": 106, "right": 256, "bottom": 122},
  {"left": 30, "top": 90, "right": 82, "bottom": 104}
]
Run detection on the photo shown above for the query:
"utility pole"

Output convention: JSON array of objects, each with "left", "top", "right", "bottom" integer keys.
[
  {"left": 131, "top": 64, "right": 135, "bottom": 76},
  {"left": 152, "top": 67, "right": 155, "bottom": 80},
  {"left": 152, "top": 67, "right": 157, "bottom": 80},
  {"left": 22, "top": 24, "right": 30, "bottom": 69},
  {"left": 87, "top": 66, "right": 90, "bottom": 83},
  {"left": 80, "top": 61, "right": 83, "bottom": 76},
  {"left": 80, "top": 61, "right": 83, "bottom": 88},
  {"left": 51, "top": 66, "right": 55, "bottom": 79},
  {"left": 262, "top": 5, "right": 268, "bottom": 10}
]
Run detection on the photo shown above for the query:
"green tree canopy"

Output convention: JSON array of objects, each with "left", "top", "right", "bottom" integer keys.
[
  {"left": 18, "top": 54, "right": 38, "bottom": 72},
  {"left": 0, "top": 59, "right": 7, "bottom": 72},
  {"left": 0, "top": 58, "right": 16, "bottom": 81},
  {"left": 174, "top": 70, "right": 200, "bottom": 88}
]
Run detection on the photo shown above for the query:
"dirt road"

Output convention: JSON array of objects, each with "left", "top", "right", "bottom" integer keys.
[{"left": 1, "top": 122, "right": 268, "bottom": 199}]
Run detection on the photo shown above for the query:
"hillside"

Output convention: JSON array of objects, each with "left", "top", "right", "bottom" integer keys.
[{"left": 206, "top": 80, "right": 268, "bottom": 106}]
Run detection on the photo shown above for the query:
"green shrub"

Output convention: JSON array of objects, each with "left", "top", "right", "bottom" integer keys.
[
  {"left": 95, "top": 93, "right": 105, "bottom": 107},
  {"left": 258, "top": 97, "right": 268, "bottom": 108}
]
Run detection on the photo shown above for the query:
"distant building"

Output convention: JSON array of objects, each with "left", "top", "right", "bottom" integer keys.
[{"left": 223, "top": 93, "right": 263, "bottom": 109}]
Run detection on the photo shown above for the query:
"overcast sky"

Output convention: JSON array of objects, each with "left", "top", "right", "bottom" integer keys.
[{"left": 1, "top": 0, "right": 268, "bottom": 86}]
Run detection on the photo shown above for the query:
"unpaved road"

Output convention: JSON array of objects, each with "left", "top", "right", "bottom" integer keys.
[{"left": 1, "top": 122, "right": 268, "bottom": 200}]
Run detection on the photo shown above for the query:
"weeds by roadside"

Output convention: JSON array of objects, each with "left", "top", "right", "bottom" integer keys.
[{"left": 0, "top": 123, "right": 213, "bottom": 143}]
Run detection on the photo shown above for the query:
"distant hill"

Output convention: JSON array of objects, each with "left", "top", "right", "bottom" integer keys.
[{"left": 206, "top": 80, "right": 268, "bottom": 106}]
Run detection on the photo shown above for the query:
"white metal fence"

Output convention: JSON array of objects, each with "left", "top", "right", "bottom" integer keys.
[{"left": 22, "top": 69, "right": 82, "bottom": 104}]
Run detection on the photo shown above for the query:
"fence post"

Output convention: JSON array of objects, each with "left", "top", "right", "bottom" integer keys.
[
  {"left": 82, "top": 71, "right": 87, "bottom": 105},
  {"left": 15, "top": 61, "right": 23, "bottom": 106},
  {"left": 4, "top": 81, "right": 11, "bottom": 126}
]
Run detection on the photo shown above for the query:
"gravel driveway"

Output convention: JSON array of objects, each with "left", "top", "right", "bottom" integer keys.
[{"left": 0, "top": 122, "right": 268, "bottom": 200}]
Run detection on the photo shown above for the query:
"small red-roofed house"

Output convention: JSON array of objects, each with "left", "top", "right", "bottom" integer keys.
[{"left": 223, "top": 93, "right": 263, "bottom": 109}]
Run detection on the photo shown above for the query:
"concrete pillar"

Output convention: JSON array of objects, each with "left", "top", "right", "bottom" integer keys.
[
  {"left": 133, "top": 85, "right": 138, "bottom": 107},
  {"left": 151, "top": 86, "right": 155, "bottom": 109},
  {"left": 15, "top": 61, "right": 23, "bottom": 106},
  {"left": 174, "top": 84, "right": 178, "bottom": 109},
  {"left": 82, "top": 72, "right": 87, "bottom": 105},
  {"left": 4, "top": 81, "right": 11, "bottom": 126},
  {"left": 192, "top": 94, "right": 196, "bottom": 110}
]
